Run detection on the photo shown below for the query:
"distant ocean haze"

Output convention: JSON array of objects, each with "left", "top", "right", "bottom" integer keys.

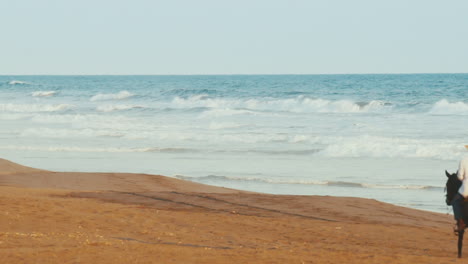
[{"left": 0, "top": 74, "right": 467, "bottom": 213}]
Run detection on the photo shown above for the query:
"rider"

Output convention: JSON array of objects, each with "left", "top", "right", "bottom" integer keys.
[{"left": 452, "top": 156, "right": 468, "bottom": 231}]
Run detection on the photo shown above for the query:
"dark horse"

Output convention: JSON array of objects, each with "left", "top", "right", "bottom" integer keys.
[{"left": 445, "top": 170, "right": 468, "bottom": 258}]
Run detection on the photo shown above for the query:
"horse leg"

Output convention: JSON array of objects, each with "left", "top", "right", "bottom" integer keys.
[
  {"left": 458, "top": 218, "right": 467, "bottom": 258},
  {"left": 458, "top": 228, "right": 465, "bottom": 258}
]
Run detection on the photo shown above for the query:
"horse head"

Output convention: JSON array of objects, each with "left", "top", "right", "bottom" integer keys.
[{"left": 446, "top": 170, "right": 462, "bottom": 205}]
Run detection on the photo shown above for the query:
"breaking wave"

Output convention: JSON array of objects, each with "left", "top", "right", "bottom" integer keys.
[
  {"left": 96, "top": 104, "right": 145, "bottom": 112},
  {"left": 90, "top": 91, "right": 134, "bottom": 101},
  {"left": 429, "top": 99, "right": 468, "bottom": 115},
  {"left": 176, "top": 175, "right": 443, "bottom": 191},
  {"left": 8, "top": 80, "right": 30, "bottom": 85},
  {"left": 32, "top": 91, "right": 57, "bottom": 97},
  {"left": 314, "top": 135, "right": 464, "bottom": 160},
  {"left": 171, "top": 95, "right": 391, "bottom": 114},
  {"left": 0, "top": 103, "right": 72, "bottom": 112}
]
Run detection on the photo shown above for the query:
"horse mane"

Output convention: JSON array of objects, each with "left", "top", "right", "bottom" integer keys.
[{"left": 447, "top": 172, "right": 462, "bottom": 205}]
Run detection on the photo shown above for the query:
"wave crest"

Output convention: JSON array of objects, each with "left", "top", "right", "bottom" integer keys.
[
  {"left": 429, "top": 99, "right": 468, "bottom": 115},
  {"left": 32, "top": 91, "right": 57, "bottom": 97},
  {"left": 8, "top": 80, "right": 30, "bottom": 85},
  {"left": 171, "top": 95, "right": 391, "bottom": 114},
  {"left": 0, "top": 103, "right": 72, "bottom": 113},
  {"left": 90, "top": 91, "right": 134, "bottom": 101},
  {"left": 96, "top": 104, "right": 145, "bottom": 112}
]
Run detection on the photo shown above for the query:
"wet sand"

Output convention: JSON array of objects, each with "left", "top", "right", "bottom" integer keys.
[{"left": 0, "top": 158, "right": 460, "bottom": 263}]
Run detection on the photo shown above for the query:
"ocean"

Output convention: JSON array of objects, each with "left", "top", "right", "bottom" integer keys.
[{"left": 0, "top": 74, "right": 467, "bottom": 213}]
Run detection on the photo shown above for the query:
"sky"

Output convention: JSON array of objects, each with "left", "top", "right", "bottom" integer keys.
[{"left": 1, "top": 0, "right": 467, "bottom": 75}]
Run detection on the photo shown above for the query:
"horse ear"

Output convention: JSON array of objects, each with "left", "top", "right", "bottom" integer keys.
[{"left": 446, "top": 170, "right": 451, "bottom": 177}]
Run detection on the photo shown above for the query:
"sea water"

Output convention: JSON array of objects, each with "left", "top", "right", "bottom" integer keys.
[{"left": 0, "top": 74, "right": 467, "bottom": 213}]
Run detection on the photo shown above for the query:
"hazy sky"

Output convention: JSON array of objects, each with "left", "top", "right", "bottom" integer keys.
[{"left": 1, "top": 0, "right": 467, "bottom": 75}]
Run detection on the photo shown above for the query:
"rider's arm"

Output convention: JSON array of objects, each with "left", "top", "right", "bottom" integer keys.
[{"left": 458, "top": 158, "right": 467, "bottom": 181}]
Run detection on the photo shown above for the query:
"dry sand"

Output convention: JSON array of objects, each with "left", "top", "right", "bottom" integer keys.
[{"left": 0, "top": 158, "right": 461, "bottom": 263}]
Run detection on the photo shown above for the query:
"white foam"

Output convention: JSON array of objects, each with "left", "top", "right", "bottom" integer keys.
[
  {"left": 90, "top": 91, "right": 134, "bottom": 101},
  {"left": 361, "top": 183, "right": 440, "bottom": 190},
  {"left": 31, "top": 91, "right": 57, "bottom": 97},
  {"left": 172, "top": 95, "right": 390, "bottom": 114},
  {"left": 0, "top": 145, "right": 192, "bottom": 153},
  {"left": 199, "top": 108, "right": 258, "bottom": 118},
  {"left": 8, "top": 80, "right": 30, "bottom": 85},
  {"left": 30, "top": 114, "right": 150, "bottom": 132},
  {"left": 31, "top": 114, "right": 110, "bottom": 124},
  {"left": 0, "top": 113, "right": 29, "bottom": 120},
  {"left": 0, "top": 103, "right": 72, "bottom": 113},
  {"left": 208, "top": 122, "right": 246, "bottom": 130},
  {"left": 20, "top": 128, "right": 125, "bottom": 138},
  {"left": 0, "top": 145, "right": 151, "bottom": 153},
  {"left": 96, "top": 104, "right": 145, "bottom": 112},
  {"left": 290, "top": 135, "right": 310, "bottom": 143},
  {"left": 176, "top": 175, "right": 442, "bottom": 191},
  {"left": 176, "top": 175, "right": 328, "bottom": 186},
  {"left": 32, "top": 91, "right": 57, "bottom": 97},
  {"left": 319, "top": 135, "right": 464, "bottom": 160},
  {"left": 429, "top": 99, "right": 468, "bottom": 115}
]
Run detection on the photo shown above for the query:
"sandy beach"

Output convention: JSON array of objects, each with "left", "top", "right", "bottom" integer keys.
[{"left": 0, "top": 158, "right": 460, "bottom": 263}]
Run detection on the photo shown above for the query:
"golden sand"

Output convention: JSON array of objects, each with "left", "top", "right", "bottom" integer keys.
[{"left": 0, "top": 158, "right": 459, "bottom": 263}]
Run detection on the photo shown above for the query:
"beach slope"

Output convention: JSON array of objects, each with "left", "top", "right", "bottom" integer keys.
[{"left": 0, "top": 159, "right": 457, "bottom": 263}]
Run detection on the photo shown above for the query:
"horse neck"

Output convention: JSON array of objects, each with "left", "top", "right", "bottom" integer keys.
[{"left": 449, "top": 177, "right": 462, "bottom": 196}]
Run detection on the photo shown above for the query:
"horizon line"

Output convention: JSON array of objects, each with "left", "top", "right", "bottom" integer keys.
[{"left": 1, "top": 72, "right": 467, "bottom": 76}]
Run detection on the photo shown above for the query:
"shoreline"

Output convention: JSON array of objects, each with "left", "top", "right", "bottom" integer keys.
[
  {"left": 7, "top": 156, "right": 451, "bottom": 214},
  {"left": 0, "top": 158, "right": 460, "bottom": 263}
]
